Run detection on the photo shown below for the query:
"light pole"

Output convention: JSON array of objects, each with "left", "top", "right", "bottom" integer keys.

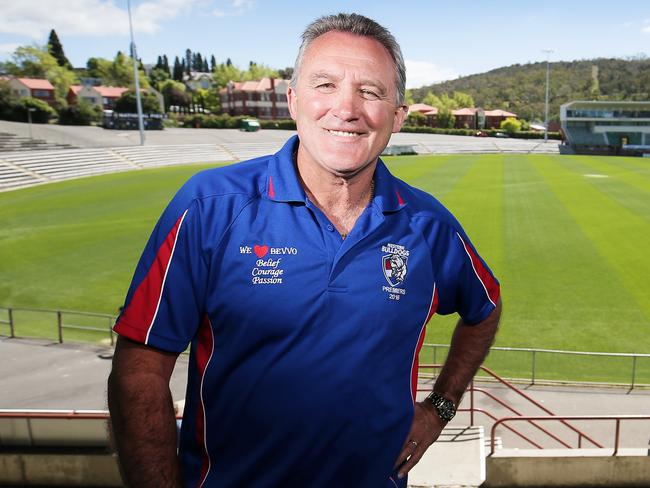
[
  {"left": 542, "top": 49, "right": 554, "bottom": 142},
  {"left": 127, "top": 0, "right": 145, "bottom": 145}
]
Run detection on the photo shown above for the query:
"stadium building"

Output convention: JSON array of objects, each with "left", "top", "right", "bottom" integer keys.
[{"left": 560, "top": 100, "right": 650, "bottom": 156}]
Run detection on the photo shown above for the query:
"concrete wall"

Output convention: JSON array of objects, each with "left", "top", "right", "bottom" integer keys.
[
  {"left": 486, "top": 454, "right": 650, "bottom": 487},
  {"left": 0, "top": 452, "right": 122, "bottom": 486}
]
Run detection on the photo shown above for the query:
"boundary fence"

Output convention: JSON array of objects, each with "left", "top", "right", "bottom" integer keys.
[{"left": 1, "top": 306, "right": 649, "bottom": 388}]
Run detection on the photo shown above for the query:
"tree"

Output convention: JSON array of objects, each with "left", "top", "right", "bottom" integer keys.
[
  {"left": 453, "top": 91, "right": 475, "bottom": 108},
  {"left": 195, "top": 53, "right": 203, "bottom": 71},
  {"left": 114, "top": 90, "right": 162, "bottom": 113},
  {"left": 16, "top": 97, "right": 56, "bottom": 123},
  {"left": 162, "top": 55, "right": 170, "bottom": 74},
  {"left": 86, "top": 52, "right": 149, "bottom": 88},
  {"left": 58, "top": 99, "right": 101, "bottom": 125},
  {"left": 243, "top": 61, "right": 278, "bottom": 81},
  {"left": 437, "top": 108, "right": 455, "bottom": 128},
  {"left": 149, "top": 67, "right": 170, "bottom": 89},
  {"left": 210, "top": 55, "right": 216, "bottom": 71},
  {"left": 5, "top": 45, "right": 78, "bottom": 103},
  {"left": 48, "top": 29, "right": 72, "bottom": 69},
  {"left": 422, "top": 91, "right": 442, "bottom": 108},
  {"left": 185, "top": 49, "right": 192, "bottom": 74},
  {"left": 212, "top": 62, "right": 243, "bottom": 89},
  {"left": 202, "top": 59, "right": 209, "bottom": 72},
  {"left": 0, "top": 79, "right": 20, "bottom": 120},
  {"left": 159, "top": 79, "right": 191, "bottom": 110},
  {"left": 500, "top": 117, "right": 522, "bottom": 133},
  {"left": 196, "top": 87, "right": 220, "bottom": 113},
  {"left": 278, "top": 67, "right": 294, "bottom": 80},
  {"left": 172, "top": 56, "right": 183, "bottom": 81}
]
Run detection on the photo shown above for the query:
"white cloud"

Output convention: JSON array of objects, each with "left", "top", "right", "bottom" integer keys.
[
  {"left": 643, "top": 19, "right": 650, "bottom": 34},
  {"left": 0, "top": 0, "right": 201, "bottom": 38},
  {"left": 405, "top": 59, "right": 457, "bottom": 89},
  {"left": 0, "top": 43, "right": 20, "bottom": 57},
  {"left": 212, "top": 0, "right": 254, "bottom": 18}
]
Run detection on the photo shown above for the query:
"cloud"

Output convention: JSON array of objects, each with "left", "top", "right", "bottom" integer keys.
[
  {"left": 212, "top": 0, "right": 254, "bottom": 17},
  {"left": 643, "top": 19, "right": 650, "bottom": 34},
  {"left": 0, "top": 0, "right": 201, "bottom": 38},
  {"left": 405, "top": 59, "right": 457, "bottom": 89},
  {"left": 0, "top": 42, "right": 20, "bottom": 59}
]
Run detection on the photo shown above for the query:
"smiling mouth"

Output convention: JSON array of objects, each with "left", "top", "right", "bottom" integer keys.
[{"left": 326, "top": 129, "right": 364, "bottom": 138}]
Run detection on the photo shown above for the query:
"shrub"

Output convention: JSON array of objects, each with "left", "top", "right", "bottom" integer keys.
[
  {"left": 58, "top": 100, "right": 101, "bottom": 125},
  {"left": 500, "top": 117, "right": 522, "bottom": 134},
  {"left": 14, "top": 97, "right": 56, "bottom": 123},
  {"left": 115, "top": 90, "right": 162, "bottom": 114}
]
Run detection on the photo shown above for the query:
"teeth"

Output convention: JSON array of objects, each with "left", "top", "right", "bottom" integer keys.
[{"left": 328, "top": 129, "right": 359, "bottom": 137}]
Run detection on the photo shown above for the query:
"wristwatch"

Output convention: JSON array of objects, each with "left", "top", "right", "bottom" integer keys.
[{"left": 425, "top": 392, "right": 456, "bottom": 422}]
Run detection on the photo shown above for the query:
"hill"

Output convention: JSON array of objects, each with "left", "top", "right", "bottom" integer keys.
[{"left": 410, "top": 57, "right": 650, "bottom": 122}]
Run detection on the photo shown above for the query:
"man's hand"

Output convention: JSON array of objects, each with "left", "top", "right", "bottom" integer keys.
[{"left": 394, "top": 401, "right": 444, "bottom": 479}]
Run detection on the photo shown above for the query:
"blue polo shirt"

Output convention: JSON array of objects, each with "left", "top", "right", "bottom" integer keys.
[{"left": 114, "top": 135, "right": 500, "bottom": 487}]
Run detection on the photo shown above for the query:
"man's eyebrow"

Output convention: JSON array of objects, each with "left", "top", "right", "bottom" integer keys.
[{"left": 308, "top": 72, "right": 339, "bottom": 83}]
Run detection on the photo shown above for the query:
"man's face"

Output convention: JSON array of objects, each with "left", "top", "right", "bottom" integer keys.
[{"left": 288, "top": 31, "right": 407, "bottom": 178}]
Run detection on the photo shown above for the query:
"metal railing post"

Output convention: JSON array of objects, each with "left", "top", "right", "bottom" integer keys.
[
  {"left": 631, "top": 356, "right": 637, "bottom": 390},
  {"left": 57, "top": 311, "right": 63, "bottom": 343},
  {"left": 531, "top": 350, "right": 537, "bottom": 385},
  {"left": 8, "top": 308, "right": 15, "bottom": 338},
  {"left": 613, "top": 419, "right": 620, "bottom": 456},
  {"left": 470, "top": 379, "right": 474, "bottom": 426}
]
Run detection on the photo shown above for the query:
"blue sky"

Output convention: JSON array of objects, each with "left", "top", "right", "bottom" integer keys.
[{"left": 1, "top": 0, "right": 648, "bottom": 88}]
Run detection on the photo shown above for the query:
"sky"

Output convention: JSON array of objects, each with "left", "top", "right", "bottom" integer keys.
[{"left": 0, "top": 0, "right": 648, "bottom": 89}]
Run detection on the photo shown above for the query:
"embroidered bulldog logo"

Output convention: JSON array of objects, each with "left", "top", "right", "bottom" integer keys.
[{"left": 382, "top": 253, "right": 408, "bottom": 287}]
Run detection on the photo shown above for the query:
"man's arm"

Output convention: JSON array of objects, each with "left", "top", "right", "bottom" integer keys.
[
  {"left": 394, "top": 298, "right": 502, "bottom": 478},
  {"left": 107, "top": 336, "right": 182, "bottom": 488}
]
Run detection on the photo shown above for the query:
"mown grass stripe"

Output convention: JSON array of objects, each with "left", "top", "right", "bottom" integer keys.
[
  {"left": 532, "top": 155, "right": 650, "bottom": 333},
  {"left": 501, "top": 155, "right": 647, "bottom": 353},
  {"left": 554, "top": 156, "right": 650, "bottom": 222},
  {"left": 423, "top": 154, "right": 504, "bottom": 343}
]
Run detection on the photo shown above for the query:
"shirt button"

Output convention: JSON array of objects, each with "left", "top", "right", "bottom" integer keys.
[{"left": 326, "top": 224, "right": 334, "bottom": 232}]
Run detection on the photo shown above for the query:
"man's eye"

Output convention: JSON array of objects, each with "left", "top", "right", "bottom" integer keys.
[
  {"left": 360, "top": 89, "right": 379, "bottom": 100},
  {"left": 316, "top": 83, "right": 335, "bottom": 90}
]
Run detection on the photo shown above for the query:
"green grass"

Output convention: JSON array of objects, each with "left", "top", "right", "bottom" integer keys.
[{"left": 1, "top": 154, "right": 649, "bottom": 383}]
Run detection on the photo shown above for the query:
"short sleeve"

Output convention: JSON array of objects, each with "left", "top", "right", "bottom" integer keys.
[
  {"left": 114, "top": 192, "right": 208, "bottom": 353},
  {"left": 435, "top": 225, "right": 500, "bottom": 325}
]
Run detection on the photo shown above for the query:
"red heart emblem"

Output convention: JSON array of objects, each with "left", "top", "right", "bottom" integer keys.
[{"left": 254, "top": 244, "right": 269, "bottom": 258}]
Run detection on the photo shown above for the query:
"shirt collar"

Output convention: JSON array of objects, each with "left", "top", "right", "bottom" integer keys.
[{"left": 266, "top": 135, "right": 408, "bottom": 213}]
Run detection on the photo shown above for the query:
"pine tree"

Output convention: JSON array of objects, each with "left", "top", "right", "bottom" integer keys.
[
  {"left": 185, "top": 49, "right": 192, "bottom": 74},
  {"left": 226, "top": 58, "right": 232, "bottom": 67},
  {"left": 181, "top": 59, "right": 187, "bottom": 78},
  {"left": 210, "top": 55, "right": 216, "bottom": 71},
  {"left": 196, "top": 53, "right": 204, "bottom": 72},
  {"left": 156, "top": 56, "right": 163, "bottom": 70},
  {"left": 202, "top": 59, "right": 209, "bottom": 72},
  {"left": 173, "top": 56, "right": 182, "bottom": 81},
  {"left": 47, "top": 29, "right": 72, "bottom": 69},
  {"left": 163, "top": 55, "right": 170, "bottom": 74}
]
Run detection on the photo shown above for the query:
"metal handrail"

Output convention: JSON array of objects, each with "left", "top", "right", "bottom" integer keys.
[
  {"left": 490, "top": 415, "right": 650, "bottom": 456},
  {"left": 419, "top": 364, "right": 604, "bottom": 450}
]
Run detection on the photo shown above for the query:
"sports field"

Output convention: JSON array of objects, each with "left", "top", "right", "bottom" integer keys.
[{"left": 1, "top": 153, "right": 649, "bottom": 382}]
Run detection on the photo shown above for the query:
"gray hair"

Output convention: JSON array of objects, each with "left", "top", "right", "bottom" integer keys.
[{"left": 289, "top": 13, "right": 406, "bottom": 105}]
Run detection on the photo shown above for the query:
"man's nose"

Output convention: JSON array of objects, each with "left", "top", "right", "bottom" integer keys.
[{"left": 332, "top": 86, "right": 360, "bottom": 121}]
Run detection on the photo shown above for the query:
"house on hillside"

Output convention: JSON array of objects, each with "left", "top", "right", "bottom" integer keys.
[
  {"left": 219, "top": 78, "right": 290, "bottom": 119},
  {"left": 484, "top": 109, "right": 518, "bottom": 129},
  {"left": 408, "top": 103, "right": 438, "bottom": 127},
  {"left": 183, "top": 72, "right": 214, "bottom": 91},
  {"left": 67, "top": 85, "right": 129, "bottom": 110},
  {"left": 7, "top": 77, "right": 56, "bottom": 106},
  {"left": 68, "top": 85, "right": 165, "bottom": 113}
]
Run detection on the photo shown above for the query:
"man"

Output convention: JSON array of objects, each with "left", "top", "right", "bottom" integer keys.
[{"left": 108, "top": 13, "right": 501, "bottom": 488}]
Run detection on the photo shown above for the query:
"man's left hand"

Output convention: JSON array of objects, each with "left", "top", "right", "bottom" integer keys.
[{"left": 394, "top": 401, "right": 444, "bottom": 479}]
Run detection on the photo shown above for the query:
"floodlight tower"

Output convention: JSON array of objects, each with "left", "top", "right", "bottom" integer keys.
[
  {"left": 542, "top": 49, "right": 554, "bottom": 142},
  {"left": 127, "top": 0, "right": 145, "bottom": 145}
]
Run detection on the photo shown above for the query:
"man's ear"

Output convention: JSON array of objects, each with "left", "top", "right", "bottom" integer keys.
[
  {"left": 287, "top": 86, "right": 298, "bottom": 121},
  {"left": 392, "top": 105, "right": 408, "bottom": 133}
]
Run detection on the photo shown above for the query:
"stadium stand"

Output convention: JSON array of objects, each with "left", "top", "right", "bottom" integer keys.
[
  {"left": 0, "top": 131, "right": 75, "bottom": 152},
  {"left": 560, "top": 100, "right": 650, "bottom": 155}
]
